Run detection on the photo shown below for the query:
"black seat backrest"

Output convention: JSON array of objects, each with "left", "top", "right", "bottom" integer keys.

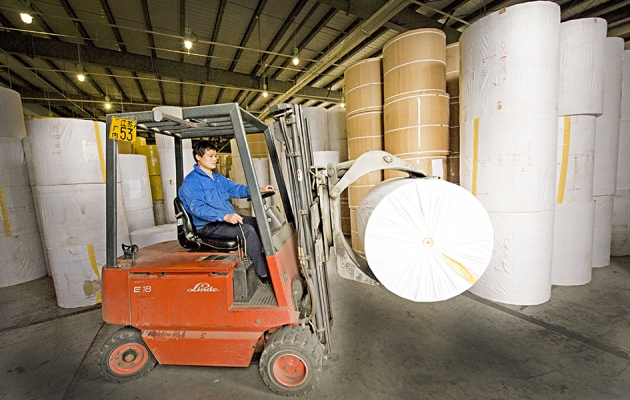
[{"left": 173, "top": 197, "right": 240, "bottom": 252}]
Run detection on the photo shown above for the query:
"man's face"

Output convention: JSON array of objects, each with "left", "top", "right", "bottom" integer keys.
[{"left": 196, "top": 149, "right": 217, "bottom": 172}]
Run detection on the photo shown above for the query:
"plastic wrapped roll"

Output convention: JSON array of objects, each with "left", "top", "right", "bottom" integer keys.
[
  {"left": 384, "top": 155, "right": 447, "bottom": 180},
  {"left": 303, "top": 107, "right": 328, "bottom": 151},
  {"left": 617, "top": 121, "right": 630, "bottom": 191},
  {"left": 592, "top": 195, "right": 614, "bottom": 268},
  {"left": 469, "top": 210, "right": 554, "bottom": 305},
  {"left": 327, "top": 139, "right": 348, "bottom": 162},
  {"left": 126, "top": 207, "right": 155, "bottom": 232},
  {"left": 612, "top": 189, "right": 630, "bottom": 256},
  {"left": 460, "top": 109, "right": 557, "bottom": 212},
  {"left": 552, "top": 201, "right": 595, "bottom": 286},
  {"left": 357, "top": 178, "right": 493, "bottom": 302},
  {"left": 25, "top": 119, "right": 112, "bottom": 185},
  {"left": 345, "top": 58, "right": 383, "bottom": 117},
  {"left": 158, "top": 148, "right": 195, "bottom": 223},
  {"left": 593, "top": 38, "right": 624, "bottom": 197},
  {"left": 130, "top": 224, "right": 177, "bottom": 249},
  {"left": 622, "top": 50, "right": 630, "bottom": 121},
  {"left": 313, "top": 151, "right": 339, "bottom": 166},
  {"left": 555, "top": 115, "right": 596, "bottom": 204},
  {"left": 0, "top": 186, "right": 47, "bottom": 287},
  {"left": 461, "top": 1, "right": 560, "bottom": 121},
  {"left": 0, "top": 138, "right": 29, "bottom": 187},
  {"left": 135, "top": 145, "right": 161, "bottom": 176},
  {"left": 119, "top": 154, "right": 153, "bottom": 211},
  {"left": 327, "top": 108, "right": 347, "bottom": 140},
  {"left": 445, "top": 42, "right": 460, "bottom": 98},
  {"left": 0, "top": 87, "right": 27, "bottom": 139},
  {"left": 558, "top": 18, "right": 607, "bottom": 116}
]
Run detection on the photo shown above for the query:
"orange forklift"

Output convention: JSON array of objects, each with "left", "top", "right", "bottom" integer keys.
[{"left": 100, "top": 103, "right": 425, "bottom": 395}]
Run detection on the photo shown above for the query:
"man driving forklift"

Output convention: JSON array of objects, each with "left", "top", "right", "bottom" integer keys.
[{"left": 178, "top": 140, "right": 274, "bottom": 280}]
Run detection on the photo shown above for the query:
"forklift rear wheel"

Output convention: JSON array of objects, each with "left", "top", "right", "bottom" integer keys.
[
  {"left": 259, "top": 325, "right": 324, "bottom": 396},
  {"left": 99, "top": 327, "right": 157, "bottom": 383}
]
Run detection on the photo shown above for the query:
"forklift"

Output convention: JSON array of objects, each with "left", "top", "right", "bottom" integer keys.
[{"left": 100, "top": 103, "right": 426, "bottom": 395}]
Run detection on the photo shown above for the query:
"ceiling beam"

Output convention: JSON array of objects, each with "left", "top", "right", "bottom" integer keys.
[
  {"left": 0, "top": 31, "right": 340, "bottom": 101},
  {"left": 199, "top": 0, "right": 227, "bottom": 105}
]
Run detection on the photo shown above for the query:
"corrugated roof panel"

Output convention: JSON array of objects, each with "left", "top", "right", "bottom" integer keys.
[
  {"left": 135, "top": 72, "right": 163, "bottom": 104},
  {"left": 210, "top": 1, "right": 259, "bottom": 71},
  {"left": 67, "top": 0, "right": 119, "bottom": 51},
  {"left": 105, "top": 1, "right": 154, "bottom": 57}
]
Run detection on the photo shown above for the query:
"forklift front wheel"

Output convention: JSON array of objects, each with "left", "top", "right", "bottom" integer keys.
[
  {"left": 99, "top": 327, "right": 157, "bottom": 383},
  {"left": 259, "top": 325, "right": 324, "bottom": 396}
]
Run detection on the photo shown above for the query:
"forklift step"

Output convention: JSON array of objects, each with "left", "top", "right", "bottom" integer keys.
[{"left": 234, "top": 281, "right": 277, "bottom": 306}]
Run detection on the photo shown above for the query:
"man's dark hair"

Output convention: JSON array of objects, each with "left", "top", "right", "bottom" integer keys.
[{"left": 193, "top": 140, "right": 217, "bottom": 163}]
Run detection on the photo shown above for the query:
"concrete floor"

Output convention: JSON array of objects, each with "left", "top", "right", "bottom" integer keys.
[{"left": 1, "top": 256, "right": 630, "bottom": 400}]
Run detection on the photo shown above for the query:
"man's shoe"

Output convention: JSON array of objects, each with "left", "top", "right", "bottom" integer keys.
[{"left": 259, "top": 275, "right": 271, "bottom": 284}]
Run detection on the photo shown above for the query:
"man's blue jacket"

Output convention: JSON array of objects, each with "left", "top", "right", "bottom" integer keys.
[{"left": 178, "top": 164, "right": 250, "bottom": 229}]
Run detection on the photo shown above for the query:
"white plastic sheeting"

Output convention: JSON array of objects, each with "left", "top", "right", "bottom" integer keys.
[
  {"left": 313, "top": 151, "right": 340, "bottom": 166},
  {"left": 328, "top": 108, "right": 348, "bottom": 161},
  {"left": 592, "top": 195, "right": 614, "bottom": 268},
  {"left": 119, "top": 154, "right": 155, "bottom": 232},
  {"left": 130, "top": 224, "right": 177, "bottom": 249},
  {"left": 357, "top": 178, "right": 493, "bottom": 302},
  {"left": 25, "top": 119, "right": 110, "bottom": 185},
  {"left": 622, "top": 50, "right": 630, "bottom": 121},
  {"left": 555, "top": 115, "right": 596, "bottom": 204},
  {"left": 302, "top": 107, "right": 328, "bottom": 152},
  {"left": 557, "top": 18, "right": 607, "bottom": 116},
  {"left": 460, "top": 1, "right": 560, "bottom": 121},
  {"left": 469, "top": 210, "right": 554, "bottom": 305},
  {"left": 460, "top": 109, "right": 558, "bottom": 213},
  {"left": 612, "top": 189, "right": 630, "bottom": 256},
  {"left": 0, "top": 87, "right": 27, "bottom": 139},
  {"left": 552, "top": 201, "right": 595, "bottom": 286}
]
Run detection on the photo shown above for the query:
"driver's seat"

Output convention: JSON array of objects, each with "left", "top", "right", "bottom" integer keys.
[{"left": 173, "top": 197, "right": 240, "bottom": 252}]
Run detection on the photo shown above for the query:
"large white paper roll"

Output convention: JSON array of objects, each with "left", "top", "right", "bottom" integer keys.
[
  {"left": 612, "top": 189, "right": 630, "bottom": 256},
  {"left": 469, "top": 210, "right": 554, "bottom": 305},
  {"left": 25, "top": 118, "right": 110, "bottom": 186},
  {"left": 158, "top": 148, "right": 195, "bottom": 223},
  {"left": 552, "top": 201, "right": 595, "bottom": 286},
  {"left": 357, "top": 178, "right": 493, "bottom": 302},
  {"left": 328, "top": 139, "right": 348, "bottom": 162},
  {"left": 622, "top": 50, "right": 630, "bottom": 121},
  {"left": 0, "top": 87, "right": 27, "bottom": 139},
  {"left": 35, "top": 183, "right": 129, "bottom": 248},
  {"left": 47, "top": 243, "right": 107, "bottom": 308},
  {"left": 555, "top": 115, "right": 596, "bottom": 204},
  {"left": 617, "top": 121, "right": 630, "bottom": 191},
  {"left": 0, "top": 231, "right": 47, "bottom": 288},
  {"left": 0, "top": 138, "right": 29, "bottom": 187},
  {"left": 592, "top": 194, "right": 614, "bottom": 268},
  {"left": 327, "top": 108, "right": 347, "bottom": 140},
  {"left": 313, "top": 151, "right": 339, "bottom": 166},
  {"left": 130, "top": 224, "right": 177, "bottom": 249},
  {"left": 460, "top": 1, "right": 560, "bottom": 121},
  {"left": 126, "top": 207, "right": 155, "bottom": 232},
  {"left": 460, "top": 109, "right": 557, "bottom": 212},
  {"left": 303, "top": 107, "right": 328, "bottom": 151},
  {"left": 119, "top": 154, "right": 153, "bottom": 211},
  {"left": 558, "top": 18, "right": 607, "bottom": 116}
]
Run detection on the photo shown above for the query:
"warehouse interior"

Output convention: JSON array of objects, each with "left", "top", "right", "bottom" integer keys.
[{"left": 1, "top": 0, "right": 630, "bottom": 398}]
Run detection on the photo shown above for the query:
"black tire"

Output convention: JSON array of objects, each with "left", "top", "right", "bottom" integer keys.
[
  {"left": 259, "top": 325, "right": 324, "bottom": 396},
  {"left": 98, "top": 327, "right": 157, "bottom": 383}
]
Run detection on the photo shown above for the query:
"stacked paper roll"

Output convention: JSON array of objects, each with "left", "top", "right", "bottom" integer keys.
[
  {"left": 119, "top": 154, "right": 155, "bottom": 232},
  {"left": 153, "top": 106, "right": 194, "bottom": 223},
  {"left": 357, "top": 178, "right": 493, "bottom": 302},
  {"left": 328, "top": 108, "right": 348, "bottom": 161},
  {"left": 26, "top": 118, "right": 130, "bottom": 308},
  {"left": 0, "top": 138, "right": 47, "bottom": 287},
  {"left": 0, "top": 87, "right": 27, "bottom": 139},
  {"left": 383, "top": 29, "right": 449, "bottom": 180},
  {"left": 446, "top": 42, "right": 460, "bottom": 184},
  {"left": 302, "top": 107, "right": 328, "bottom": 152},
  {"left": 345, "top": 58, "right": 383, "bottom": 117},
  {"left": 130, "top": 224, "right": 177, "bottom": 249},
  {"left": 461, "top": 1, "right": 561, "bottom": 305},
  {"left": 557, "top": 19, "right": 607, "bottom": 117},
  {"left": 592, "top": 37, "right": 624, "bottom": 267},
  {"left": 612, "top": 50, "right": 630, "bottom": 256}
]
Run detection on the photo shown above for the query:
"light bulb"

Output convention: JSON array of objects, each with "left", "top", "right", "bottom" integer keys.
[
  {"left": 262, "top": 90, "right": 268, "bottom": 98},
  {"left": 184, "top": 39, "right": 192, "bottom": 50},
  {"left": 292, "top": 48, "right": 299, "bottom": 66},
  {"left": 20, "top": 13, "right": 33, "bottom": 24},
  {"left": 292, "top": 57, "right": 299, "bottom": 66},
  {"left": 77, "top": 73, "right": 85, "bottom": 82},
  {"left": 104, "top": 96, "right": 111, "bottom": 110}
]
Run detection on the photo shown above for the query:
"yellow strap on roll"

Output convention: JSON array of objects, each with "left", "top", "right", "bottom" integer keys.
[
  {"left": 0, "top": 188, "right": 11, "bottom": 237},
  {"left": 472, "top": 118, "right": 479, "bottom": 196},
  {"left": 556, "top": 115, "right": 571, "bottom": 204},
  {"left": 441, "top": 253, "right": 478, "bottom": 285},
  {"left": 94, "top": 121, "right": 106, "bottom": 183},
  {"left": 87, "top": 243, "right": 103, "bottom": 304}
]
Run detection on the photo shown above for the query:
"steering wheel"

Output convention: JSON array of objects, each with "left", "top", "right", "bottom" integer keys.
[{"left": 261, "top": 190, "right": 276, "bottom": 199}]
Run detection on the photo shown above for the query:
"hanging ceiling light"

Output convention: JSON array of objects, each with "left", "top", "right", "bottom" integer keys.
[
  {"left": 104, "top": 96, "right": 111, "bottom": 110},
  {"left": 262, "top": 76, "right": 268, "bottom": 98},
  {"left": 184, "top": 27, "right": 194, "bottom": 50},
  {"left": 292, "top": 47, "right": 300, "bottom": 66},
  {"left": 77, "top": 64, "right": 85, "bottom": 82},
  {"left": 340, "top": 95, "right": 345, "bottom": 108},
  {"left": 19, "top": 0, "right": 32, "bottom": 24},
  {"left": 20, "top": 12, "right": 33, "bottom": 24}
]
